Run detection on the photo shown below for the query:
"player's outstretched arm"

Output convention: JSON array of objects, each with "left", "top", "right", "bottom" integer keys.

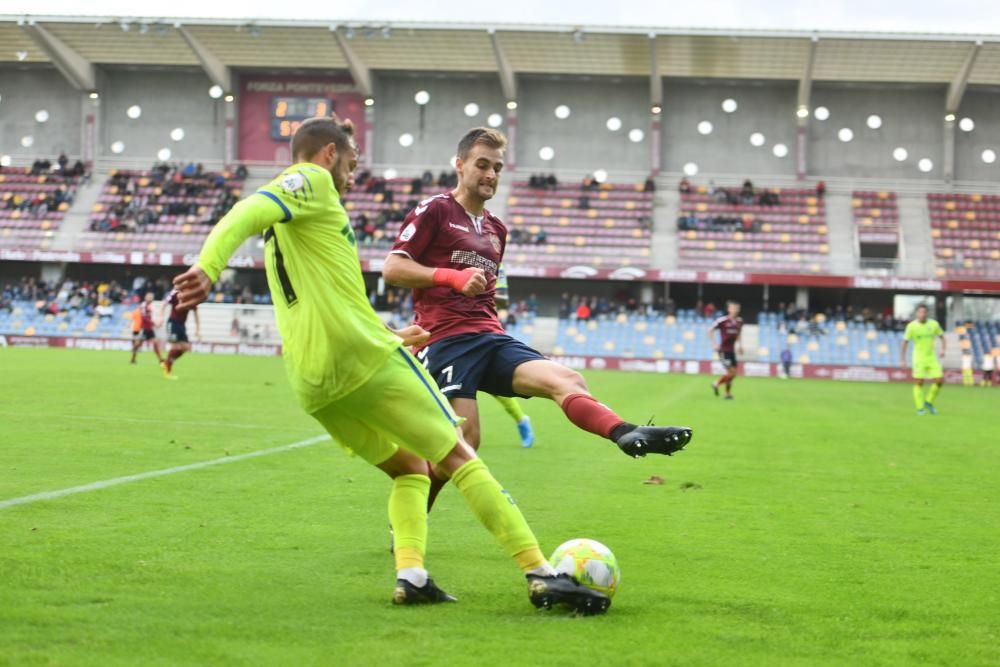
[
  {"left": 382, "top": 253, "right": 486, "bottom": 297},
  {"left": 706, "top": 324, "right": 719, "bottom": 352},
  {"left": 900, "top": 339, "right": 909, "bottom": 367},
  {"left": 174, "top": 198, "right": 282, "bottom": 310}
]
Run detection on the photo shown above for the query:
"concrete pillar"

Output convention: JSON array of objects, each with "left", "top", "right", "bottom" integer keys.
[
  {"left": 40, "top": 263, "right": 64, "bottom": 284},
  {"left": 506, "top": 106, "right": 518, "bottom": 172},
  {"left": 943, "top": 117, "right": 956, "bottom": 184},
  {"left": 650, "top": 112, "right": 662, "bottom": 176},
  {"left": 640, "top": 282, "right": 654, "bottom": 305},
  {"left": 795, "top": 118, "right": 808, "bottom": 181},
  {"left": 795, "top": 286, "right": 809, "bottom": 311},
  {"left": 223, "top": 98, "right": 237, "bottom": 168},
  {"left": 363, "top": 102, "right": 375, "bottom": 169},
  {"left": 82, "top": 92, "right": 99, "bottom": 168}
]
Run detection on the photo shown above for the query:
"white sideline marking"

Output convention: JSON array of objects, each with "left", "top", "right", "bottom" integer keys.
[
  {"left": 0, "top": 434, "right": 330, "bottom": 510},
  {"left": 0, "top": 411, "right": 284, "bottom": 430}
]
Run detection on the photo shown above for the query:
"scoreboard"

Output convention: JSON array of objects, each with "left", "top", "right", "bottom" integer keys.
[{"left": 270, "top": 97, "right": 333, "bottom": 140}]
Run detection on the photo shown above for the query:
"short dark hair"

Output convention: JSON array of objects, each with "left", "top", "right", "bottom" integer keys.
[
  {"left": 916, "top": 303, "right": 929, "bottom": 311},
  {"left": 727, "top": 300, "right": 740, "bottom": 307},
  {"left": 291, "top": 115, "right": 356, "bottom": 161},
  {"left": 457, "top": 127, "right": 507, "bottom": 160}
]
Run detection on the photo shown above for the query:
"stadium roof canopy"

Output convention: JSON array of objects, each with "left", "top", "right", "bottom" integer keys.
[{"left": 1, "top": 16, "right": 998, "bottom": 88}]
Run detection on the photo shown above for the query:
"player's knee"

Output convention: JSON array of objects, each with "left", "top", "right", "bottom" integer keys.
[{"left": 437, "top": 440, "right": 478, "bottom": 477}]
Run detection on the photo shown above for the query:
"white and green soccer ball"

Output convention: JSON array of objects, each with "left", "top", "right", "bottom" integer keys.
[{"left": 548, "top": 538, "right": 621, "bottom": 598}]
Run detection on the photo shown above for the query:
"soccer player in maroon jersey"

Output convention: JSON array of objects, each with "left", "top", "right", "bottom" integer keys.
[
  {"left": 709, "top": 300, "right": 744, "bottom": 400},
  {"left": 129, "top": 292, "right": 164, "bottom": 365},
  {"left": 159, "top": 288, "right": 201, "bottom": 379},
  {"left": 383, "top": 127, "right": 692, "bottom": 506}
]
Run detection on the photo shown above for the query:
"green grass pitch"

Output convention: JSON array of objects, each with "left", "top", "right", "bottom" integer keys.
[{"left": 1, "top": 347, "right": 998, "bottom": 666}]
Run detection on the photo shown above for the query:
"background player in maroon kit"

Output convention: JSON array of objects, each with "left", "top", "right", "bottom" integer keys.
[
  {"left": 383, "top": 127, "right": 692, "bottom": 508},
  {"left": 129, "top": 291, "right": 163, "bottom": 365},
  {"left": 159, "top": 288, "right": 200, "bottom": 379},
  {"left": 709, "top": 301, "right": 744, "bottom": 400}
]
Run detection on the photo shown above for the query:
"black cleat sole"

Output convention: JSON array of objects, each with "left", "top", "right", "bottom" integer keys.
[
  {"left": 528, "top": 575, "right": 610, "bottom": 616},
  {"left": 616, "top": 425, "right": 693, "bottom": 458}
]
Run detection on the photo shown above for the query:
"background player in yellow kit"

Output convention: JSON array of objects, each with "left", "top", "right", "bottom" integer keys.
[
  {"left": 492, "top": 264, "right": 534, "bottom": 448},
  {"left": 171, "top": 115, "right": 608, "bottom": 614},
  {"left": 900, "top": 304, "right": 946, "bottom": 416}
]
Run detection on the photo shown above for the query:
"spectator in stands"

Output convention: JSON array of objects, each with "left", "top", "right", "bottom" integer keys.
[
  {"left": 678, "top": 177, "right": 691, "bottom": 194},
  {"left": 816, "top": 181, "right": 826, "bottom": 198},
  {"left": 703, "top": 302, "right": 716, "bottom": 318},
  {"left": 578, "top": 194, "right": 591, "bottom": 210},
  {"left": 740, "top": 179, "right": 755, "bottom": 205},
  {"left": 638, "top": 215, "right": 653, "bottom": 231},
  {"left": 559, "top": 293, "right": 572, "bottom": 319},
  {"left": 57, "top": 153, "right": 69, "bottom": 174},
  {"left": 96, "top": 300, "right": 114, "bottom": 320},
  {"left": 533, "top": 229, "right": 548, "bottom": 245},
  {"left": 422, "top": 170, "right": 434, "bottom": 186},
  {"left": 411, "top": 177, "right": 423, "bottom": 195},
  {"left": 644, "top": 176, "right": 656, "bottom": 193},
  {"left": 575, "top": 300, "right": 592, "bottom": 321},
  {"left": 582, "top": 175, "right": 598, "bottom": 191},
  {"left": 235, "top": 164, "right": 249, "bottom": 180},
  {"left": 545, "top": 174, "right": 558, "bottom": 190}
]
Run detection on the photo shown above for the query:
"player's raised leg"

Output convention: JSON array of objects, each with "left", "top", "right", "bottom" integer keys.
[{"left": 511, "top": 358, "right": 692, "bottom": 458}]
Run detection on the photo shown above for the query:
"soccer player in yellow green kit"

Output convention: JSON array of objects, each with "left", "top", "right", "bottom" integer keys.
[
  {"left": 171, "top": 116, "right": 608, "bottom": 614},
  {"left": 900, "top": 304, "right": 946, "bottom": 416}
]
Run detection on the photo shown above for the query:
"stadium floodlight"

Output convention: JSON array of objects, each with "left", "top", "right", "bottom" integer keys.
[
  {"left": 414, "top": 90, "right": 430, "bottom": 106},
  {"left": 538, "top": 146, "right": 555, "bottom": 161},
  {"left": 88, "top": 91, "right": 99, "bottom": 100},
  {"left": 981, "top": 149, "right": 996, "bottom": 164},
  {"left": 554, "top": 105, "right": 571, "bottom": 120},
  {"left": 593, "top": 169, "right": 608, "bottom": 183},
  {"left": 208, "top": 85, "right": 224, "bottom": 99},
  {"left": 0, "top": 155, "right": 11, "bottom": 167},
  {"left": 750, "top": 132, "right": 765, "bottom": 147},
  {"left": 796, "top": 106, "right": 809, "bottom": 119},
  {"left": 944, "top": 113, "right": 956, "bottom": 122},
  {"left": 893, "top": 147, "right": 908, "bottom": 161},
  {"left": 721, "top": 98, "right": 737, "bottom": 113},
  {"left": 813, "top": 106, "right": 830, "bottom": 121},
  {"left": 697, "top": 120, "right": 713, "bottom": 135},
  {"left": 866, "top": 114, "right": 882, "bottom": 129},
  {"left": 683, "top": 162, "right": 698, "bottom": 176},
  {"left": 110, "top": 141, "right": 125, "bottom": 154},
  {"left": 628, "top": 129, "right": 644, "bottom": 143},
  {"left": 838, "top": 128, "right": 853, "bottom": 142},
  {"left": 651, "top": 105, "right": 662, "bottom": 115},
  {"left": 918, "top": 158, "right": 933, "bottom": 173},
  {"left": 157, "top": 148, "right": 171, "bottom": 161},
  {"left": 20, "top": 135, "right": 33, "bottom": 148},
  {"left": 506, "top": 100, "right": 518, "bottom": 110},
  {"left": 383, "top": 168, "right": 398, "bottom": 179},
  {"left": 398, "top": 133, "right": 414, "bottom": 148},
  {"left": 364, "top": 97, "right": 374, "bottom": 107},
  {"left": 464, "top": 103, "right": 479, "bottom": 117},
  {"left": 223, "top": 94, "right": 234, "bottom": 103},
  {"left": 959, "top": 117, "right": 975, "bottom": 132},
  {"left": 487, "top": 113, "right": 503, "bottom": 128},
  {"left": 170, "top": 128, "right": 185, "bottom": 142},
  {"left": 773, "top": 143, "right": 789, "bottom": 158},
  {"left": 126, "top": 105, "right": 142, "bottom": 119},
  {"left": 606, "top": 117, "right": 622, "bottom": 132},
  {"left": 34, "top": 109, "right": 49, "bottom": 123}
]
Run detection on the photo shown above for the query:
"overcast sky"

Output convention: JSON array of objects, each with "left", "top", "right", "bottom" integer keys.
[{"left": 3, "top": 0, "right": 999, "bottom": 35}]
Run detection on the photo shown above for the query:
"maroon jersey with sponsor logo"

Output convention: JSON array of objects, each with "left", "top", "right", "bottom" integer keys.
[
  {"left": 165, "top": 289, "right": 192, "bottom": 324},
  {"left": 391, "top": 193, "right": 507, "bottom": 346},
  {"left": 139, "top": 301, "right": 156, "bottom": 330},
  {"left": 711, "top": 315, "right": 744, "bottom": 353}
]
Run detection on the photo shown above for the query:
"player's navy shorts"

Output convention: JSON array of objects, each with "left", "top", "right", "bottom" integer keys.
[
  {"left": 415, "top": 333, "right": 546, "bottom": 399},
  {"left": 721, "top": 350, "right": 738, "bottom": 368},
  {"left": 133, "top": 328, "right": 156, "bottom": 341},
  {"left": 168, "top": 320, "right": 188, "bottom": 344}
]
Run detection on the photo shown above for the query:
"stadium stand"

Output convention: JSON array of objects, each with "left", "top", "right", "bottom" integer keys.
[
  {"left": 505, "top": 179, "right": 653, "bottom": 268},
  {"left": 927, "top": 193, "right": 1000, "bottom": 279},
  {"left": 852, "top": 190, "right": 899, "bottom": 246},
  {"left": 958, "top": 321, "right": 1000, "bottom": 366},
  {"left": 677, "top": 183, "right": 829, "bottom": 273},
  {"left": 0, "top": 164, "right": 82, "bottom": 251},
  {"left": 550, "top": 309, "right": 906, "bottom": 368},
  {"left": 346, "top": 173, "right": 449, "bottom": 261},
  {"left": 75, "top": 165, "right": 243, "bottom": 255}
]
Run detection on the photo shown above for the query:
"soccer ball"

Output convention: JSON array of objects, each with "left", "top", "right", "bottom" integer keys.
[{"left": 549, "top": 538, "right": 621, "bottom": 598}]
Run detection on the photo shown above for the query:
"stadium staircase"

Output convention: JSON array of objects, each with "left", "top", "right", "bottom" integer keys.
[
  {"left": 897, "top": 195, "right": 934, "bottom": 277},
  {"left": 651, "top": 188, "right": 679, "bottom": 271},
  {"left": 51, "top": 180, "right": 104, "bottom": 251},
  {"left": 823, "top": 191, "right": 856, "bottom": 274}
]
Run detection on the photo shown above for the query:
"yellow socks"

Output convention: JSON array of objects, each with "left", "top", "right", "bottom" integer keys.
[
  {"left": 388, "top": 474, "right": 430, "bottom": 571},
  {"left": 926, "top": 383, "right": 941, "bottom": 405},
  {"left": 493, "top": 395, "right": 526, "bottom": 423},
  {"left": 912, "top": 385, "right": 925, "bottom": 410},
  {"left": 452, "top": 458, "right": 546, "bottom": 572}
]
